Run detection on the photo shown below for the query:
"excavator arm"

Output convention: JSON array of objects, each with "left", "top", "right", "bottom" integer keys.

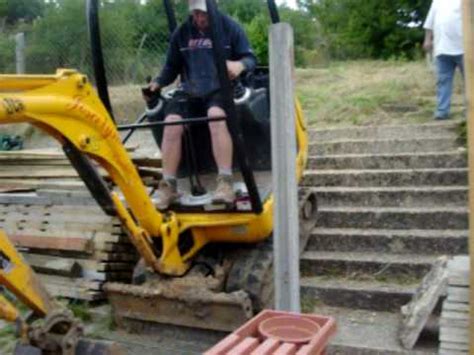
[
  {"left": 0, "top": 229, "right": 123, "bottom": 354},
  {"left": 0, "top": 70, "right": 163, "bottom": 271}
]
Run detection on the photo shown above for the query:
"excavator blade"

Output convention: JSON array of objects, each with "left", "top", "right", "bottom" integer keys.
[{"left": 105, "top": 281, "right": 253, "bottom": 332}]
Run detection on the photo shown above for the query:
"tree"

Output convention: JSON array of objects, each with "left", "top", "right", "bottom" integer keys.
[
  {"left": 301, "top": 0, "right": 432, "bottom": 59},
  {"left": 219, "top": 0, "right": 266, "bottom": 23},
  {"left": 5, "top": 0, "right": 44, "bottom": 25}
]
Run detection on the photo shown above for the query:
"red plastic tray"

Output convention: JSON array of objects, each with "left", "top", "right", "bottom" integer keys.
[{"left": 205, "top": 310, "right": 337, "bottom": 355}]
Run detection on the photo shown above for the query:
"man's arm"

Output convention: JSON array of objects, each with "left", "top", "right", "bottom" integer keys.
[
  {"left": 150, "top": 31, "right": 182, "bottom": 92},
  {"left": 423, "top": 29, "right": 434, "bottom": 52},
  {"left": 423, "top": 3, "right": 435, "bottom": 52},
  {"left": 226, "top": 19, "right": 257, "bottom": 80}
]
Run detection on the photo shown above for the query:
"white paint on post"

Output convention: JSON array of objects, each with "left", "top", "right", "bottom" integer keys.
[
  {"left": 270, "top": 23, "right": 300, "bottom": 312},
  {"left": 15, "top": 32, "right": 25, "bottom": 74}
]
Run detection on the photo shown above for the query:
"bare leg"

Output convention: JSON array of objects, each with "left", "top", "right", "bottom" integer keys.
[
  {"left": 161, "top": 114, "right": 184, "bottom": 177},
  {"left": 208, "top": 106, "right": 233, "bottom": 171}
]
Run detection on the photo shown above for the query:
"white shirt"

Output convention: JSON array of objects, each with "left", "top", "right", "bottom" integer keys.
[{"left": 424, "top": 0, "right": 464, "bottom": 56}]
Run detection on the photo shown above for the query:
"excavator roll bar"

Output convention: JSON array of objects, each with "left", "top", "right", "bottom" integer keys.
[{"left": 86, "top": 0, "right": 281, "bottom": 215}]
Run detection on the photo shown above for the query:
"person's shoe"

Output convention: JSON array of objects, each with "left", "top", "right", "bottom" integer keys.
[
  {"left": 213, "top": 175, "right": 235, "bottom": 204},
  {"left": 156, "top": 180, "right": 179, "bottom": 210},
  {"left": 435, "top": 114, "right": 450, "bottom": 120}
]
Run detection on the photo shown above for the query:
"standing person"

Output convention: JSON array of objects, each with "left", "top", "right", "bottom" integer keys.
[
  {"left": 423, "top": 0, "right": 464, "bottom": 120},
  {"left": 147, "top": 0, "right": 257, "bottom": 210}
]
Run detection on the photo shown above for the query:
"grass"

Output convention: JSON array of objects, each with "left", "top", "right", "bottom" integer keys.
[
  {"left": 296, "top": 60, "right": 465, "bottom": 127},
  {"left": 108, "top": 60, "right": 465, "bottom": 128}
]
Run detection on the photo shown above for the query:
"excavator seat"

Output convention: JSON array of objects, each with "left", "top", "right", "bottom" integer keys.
[
  {"left": 146, "top": 70, "right": 272, "bottom": 211},
  {"left": 147, "top": 69, "right": 271, "bottom": 177}
]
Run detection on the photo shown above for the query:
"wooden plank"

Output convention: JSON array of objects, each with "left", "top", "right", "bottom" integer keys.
[
  {"left": 42, "top": 283, "right": 103, "bottom": 301},
  {"left": 24, "top": 253, "right": 82, "bottom": 277},
  {"left": 23, "top": 253, "right": 135, "bottom": 276},
  {"left": 36, "top": 190, "right": 97, "bottom": 205},
  {"left": 131, "top": 156, "right": 162, "bottom": 168},
  {"left": 1, "top": 224, "right": 123, "bottom": 236},
  {"left": 0, "top": 179, "right": 84, "bottom": 191},
  {"left": 448, "top": 256, "right": 470, "bottom": 286},
  {"left": 0, "top": 192, "right": 91, "bottom": 205},
  {"left": 270, "top": 23, "right": 300, "bottom": 312},
  {"left": 440, "top": 342, "right": 470, "bottom": 351},
  {"left": 462, "top": 0, "right": 474, "bottom": 352},
  {"left": 0, "top": 161, "right": 70, "bottom": 166},
  {"left": 440, "top": 320, "right": 470, "bottom": 329},
  {"left": 0, "top": 187, "right": 35, "bottom": 193},
  {"left": 38, "top": 274, "right": 103, "bottom": 290},
  {"left": 0, "top": 204, "right": 111, "bottom": 216},
  {"left": 443, "top": 301, "right": 470, "bottom": 313},
  {"left": 0, "top": 168, "right": 80, "bottom": 178},
  {"left": 10, "top": 234, "right": 93, "bottom": 253},
  {"left": 440, "top": 327, "right": 470, "bottom": 343},
  {"left": 0, "top": 148, "right": 64, "bottom": 158},
  {"left": 400, "top": 256, "right": 448, "bottom": 349},
  {"left": 446, "top": 286, "right": 470, "bottom": 303},
  {"left": 7, "top": 230, "right": 127, "bottom": 244}
]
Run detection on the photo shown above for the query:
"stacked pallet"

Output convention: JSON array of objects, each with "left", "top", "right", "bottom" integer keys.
[
  {"left": 0, "top": 192, "right": 139, "bottom": 301},
  {"left": 439, "top": 256, "right": 470, "bottom": 354},
  {"left": 0, "top": 148, "right": 161, "bottom": 301}
]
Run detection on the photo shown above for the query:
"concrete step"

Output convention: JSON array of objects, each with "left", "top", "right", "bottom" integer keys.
[
  {"left": 301, "top": 276, "right": 417, "bottom": 312},
  {"left": 316, "top": 207, "right": 468, "bottom": 230},
  {"left": 309, "top": 136, "right": 461, "bottom": 155},
  {"left": 310, "top": 121, "right": 459, "bottom": 141},
  {"left": 317, "top": 306, "right": 438, "bottom": 354},
  {"left": 307, "top": 228, "right": 469, "bottom": 255},
  {"left": 308, "top": 151, "right": 467, "bottom": 170},
  {"left": 313, "top": 186, "right": 468, "bottom": 207},
  {"left": 302, "top": 168, "right": 468, "bottom": 187},
  {"left": 300, "top": 251, "right": 436, "bottom": 279}
]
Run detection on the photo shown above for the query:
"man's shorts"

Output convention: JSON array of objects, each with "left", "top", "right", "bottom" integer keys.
[{"left": 164, "top": 90, "right": 226, "bottom": 118}]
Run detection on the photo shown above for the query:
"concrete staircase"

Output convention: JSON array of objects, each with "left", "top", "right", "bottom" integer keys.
[{"left": 301, "top": 121, "right": 468, "bottom": 354}]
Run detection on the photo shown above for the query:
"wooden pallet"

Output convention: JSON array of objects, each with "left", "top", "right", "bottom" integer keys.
[
  {"left": 0, "top": 148, "right": 160, "bottom": 301},
  {"left": 439, "top": 256, "right": 470, "bottom": 354}
]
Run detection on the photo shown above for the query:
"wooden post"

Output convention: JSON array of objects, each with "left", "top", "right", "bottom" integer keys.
[
  {"left": 15, "top": 33, "right": 25, "bottom": 74},
  {"left": 270, "top": 23, "right": 300, "bottom": 312},
  {"left": 463, "top": 0, "right": 474, "bottom": 353}
]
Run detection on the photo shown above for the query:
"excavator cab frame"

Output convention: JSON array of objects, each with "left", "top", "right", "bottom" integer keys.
[{"left": 86, "top": 0, "right": 306, "bottom": 215}]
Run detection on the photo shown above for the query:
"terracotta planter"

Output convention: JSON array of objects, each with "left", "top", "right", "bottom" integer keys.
[{"left": 205, "top": 310, "right": 337, "bottom": 355}]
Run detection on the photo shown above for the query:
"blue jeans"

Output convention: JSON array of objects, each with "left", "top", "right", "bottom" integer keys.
[{"left": 435, "top": 54, "right": 464, "bottom": 118}]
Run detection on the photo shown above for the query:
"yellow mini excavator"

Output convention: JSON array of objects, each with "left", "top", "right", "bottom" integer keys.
[
  {"left": 0, "top": 0, "right": 316, "bottom": 338},
  {"left": 0, "top": 229, "right": 124, "bottom": 354}
]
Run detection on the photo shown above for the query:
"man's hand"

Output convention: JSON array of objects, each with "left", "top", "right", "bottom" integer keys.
[
  {"left": 149, "top": 82, "right": 160, "bottom": 92},
  {"left": 142, "top": 82, "right": 160, "bottom": 101},
  {"left": 423, "top": 30, "right": 433, "bottom": 52},
  {"left": 423, "top": 38, "right": 433, "bottom": 52},
  {"left": 226, "top": 61, "right": 245, "bottom": 80}
]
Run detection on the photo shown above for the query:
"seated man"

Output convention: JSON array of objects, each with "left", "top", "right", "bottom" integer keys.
[{"left": 148, "top": 0, "right": 257, "bottom": 210}]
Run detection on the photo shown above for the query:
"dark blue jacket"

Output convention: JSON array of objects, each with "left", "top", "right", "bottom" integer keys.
[{"left": 156, "top": 14, "right": 257, "bottom": 97}]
